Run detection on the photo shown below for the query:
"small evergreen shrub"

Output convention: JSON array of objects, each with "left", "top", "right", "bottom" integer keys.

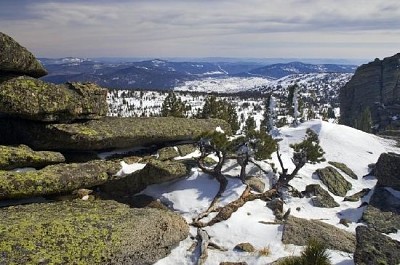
[{"left": 277, "top": 239, "right": 331, "bottom": 265}]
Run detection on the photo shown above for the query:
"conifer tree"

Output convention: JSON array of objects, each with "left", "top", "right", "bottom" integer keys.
[{"left": 161, "top": 92, "right": 189, "bottom": 118}]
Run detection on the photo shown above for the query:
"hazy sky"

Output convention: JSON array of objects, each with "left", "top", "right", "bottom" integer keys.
[{"left": 1, "top": 0, "right": 399, "bottom": 60}]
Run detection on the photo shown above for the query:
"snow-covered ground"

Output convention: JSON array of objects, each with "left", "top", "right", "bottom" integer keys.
[{"left": 127, "top": 120, "right": 400, "bottom": 265}]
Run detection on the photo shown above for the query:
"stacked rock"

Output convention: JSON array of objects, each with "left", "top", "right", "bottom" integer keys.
[{"left": 0, "top": 32, "right": 236, "bottom": 264}]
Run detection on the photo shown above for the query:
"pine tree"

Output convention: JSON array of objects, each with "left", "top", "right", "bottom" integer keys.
[
  {"left": 243, "top": 116, "right": 256, "bottom": 135},
  {"left": 356, "top": 107, "right": 372, "bottom": 133},
  {"left": 161, "top": 92, "right": 188, "bottom": 118}
]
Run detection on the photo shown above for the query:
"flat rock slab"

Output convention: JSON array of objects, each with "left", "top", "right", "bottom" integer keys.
[
  {"left": 0, "top": 32, "right": 47, "bottom": 78},
  {"left": 0, "top": 76, "right": 108, "bottom": 122},
  {"left": 0, "top": 117, "right": 231, "bottom": 151},
  {"left": 0, "top": 144, "right": 65, "bottom": 170},
  {"left": 315, "top": 166, "right": 352, "bottom": 197},
  {"left": 303, "top": 184, "right": 339, "bottom": 208},
  {"left": 0, "top": 160, "right": 120, "bottom": 200},
  {"left": 354, "top": 226, "right": 400, "bottom": 265},
  {"left": 0, "top": 199, "right": 189, "bottom": 264},
  {"left": 282, "top": 216, "right": 356, "bottom": 253}
]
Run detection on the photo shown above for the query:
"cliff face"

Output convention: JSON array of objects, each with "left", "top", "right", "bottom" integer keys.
[{"left": 340, "top": 53, "right": 400, "bottom": 130}]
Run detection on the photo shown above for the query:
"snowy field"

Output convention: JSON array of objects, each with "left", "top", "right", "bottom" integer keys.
[{"left": 119, "top": 120, "right": 400, "bottom": 265}]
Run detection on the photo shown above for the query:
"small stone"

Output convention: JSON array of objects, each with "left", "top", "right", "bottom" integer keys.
[
  {"left": 339, "top": 218, "right": 351, "bottom": 227},
  {"left": 245, "top": 176, "right": 265, "bottom": 193},
  {"left": 296, "top": 207, "right": 301, "bottom": 211},
  {"left": 234, "top": 242, "right": 255, "bottom": 253}
]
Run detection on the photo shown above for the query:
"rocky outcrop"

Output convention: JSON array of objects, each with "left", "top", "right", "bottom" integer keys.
[
  {"left": 0, "top": 117, "right": 230, "bottom": 151},
  {"left": 0, "top": 144, "right": 65, "bottom": 170},
  {"left": 362, "top": 186, "right": 400, "bottom": 234},
  {"left": 340, "top": 53, "right": 400, "bottom": 131},
  {"left": 0, "top": 32, "right": 47, "bottom": 78},
  {"left": 282, "top": 216, "right": 356, "bottom": 253},
  {"left": 374, "top": 152, "right": 400, "bottom": 190},
  {"left": 328, "top": 161, "right": 358, "bottom": 179},
  {"left": 315, "top": 166, "right": 352, "bottom": 197},
  {"left": 354, "top": 226, "right": 400, "bottom": 265},
  {"left": 344, "top": 188, "right": 371, "bottom": 202},
  {"left": 302, "top": 184, "right": 339, "bottom": 208},
  {"left": 0, "top": 199, "right": 189, "bottom": 264},
  {"left": 0, "top": 160, "right": 121, "bottom": 199},
  {"left": 0, "top": 77, "right": 108, "bottom": 122}
]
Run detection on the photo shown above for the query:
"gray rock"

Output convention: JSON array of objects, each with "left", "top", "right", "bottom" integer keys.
[
  {"left": 328, "top": 161, "right": 358, "bottom": 179},
  {"left": 234, "top": 242, "right": 255, "bottom": 253},
  {"left": 0, "top": 32, "right": 47, "bottom": 78},
  {"left": 0, "top": 77, "right": 108, "bottom": 122},
  {"left": 303, "top": 184, "right": 339, "bottom": 208},
  {"left": 282, "top": 216, "right": 356, "bottom": 253},
  {"left": 315, "top": 166, "right": 352, "bottom": 197},
  {"left": 374, "top": 152, "right": 400, "bottom": 190},
  {"left": 0, "top": 117, "right": 231, "bottom": 151},
  {"left": 344, "top": 188, "right": 371, "bottom": 202},
  {"left": 340, "top": 53, "right": 400, "bottom": 131},
  {"left": 0, "top": 199, "right": 189, "bottom": 265},
  {"left": 0, "top": 160, "right": 120, "bottom": 200},
  {"left": 362, "top": 186, "right": 400, "bottom": 234},
  {"left": 354, "top": 226, "right": 400, "bottom": 265},
  {"left": 245, "top": 176, "right": 265, "bottom": 193},
  {"left": 101, "top": 159, "right": 189, "bottom": 197},
  {"left": 0, "top": 144, "right": 65, "bottom": 170},
  {"left": 158, "top": 146, "right": 180, "bottom": 161}
]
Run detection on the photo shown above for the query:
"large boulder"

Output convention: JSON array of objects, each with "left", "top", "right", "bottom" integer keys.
[
  {"left": 0, "top": 32, "right": 47, "bottom": 78},
  {"left": 282, "top": 216, "right": 356, "bottom": 253},
  {"left": 374, "top": 152, "right": 400, "bottom": 190},
  {"left": 315, "top": 166, "right": 352, "bottom": 197},
  {"left": 362, "top": 186, "right": 400, "bottom": 234},
  {"left": 0, "top": 76, "right": 108, "bottom": 122},
  {"left": 0, "top": 144, "right": 65, "bottom": 170},
  {"left": 354, "top": 226, "right": 400, "bottom": 265},
  {"left": 328, "top": 161, "right": 358, "bottom": 179},
  {"left": 302, "top": 184, "right": 339, "bottom": 208},
  {"left": 0, "top": 160, "right": 120, "bottom": 200},
  {"left": 0, "top": 117, "right": 231, "bottom": 151},
  {"left": 340, "top": 53, "right": 400, "bottom": 130},
  {"left": 0, "top": 199, "right": 189, "bottom": 264}
]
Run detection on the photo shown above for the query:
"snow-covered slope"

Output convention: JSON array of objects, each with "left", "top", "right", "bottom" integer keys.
[{"left": 138, "top": 120, "right": 399, "bottom": 265}]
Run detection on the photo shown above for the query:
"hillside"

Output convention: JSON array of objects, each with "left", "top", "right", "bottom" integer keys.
[{"left": 137, "top": 120, "right": 400, "bottom": 264}]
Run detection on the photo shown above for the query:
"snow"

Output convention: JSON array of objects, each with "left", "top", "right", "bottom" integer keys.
[
  {"left": 215, "top": 126, "right": 225, "bottom": 134},
  {"left": 115, "top": 161, "right": 147, "bottom": 177},
  {"left": 137, "top": 120, "right": 400, "bottom": 264}
]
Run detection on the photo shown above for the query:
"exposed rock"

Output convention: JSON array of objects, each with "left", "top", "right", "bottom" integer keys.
[
  {"left": 362, "top": 186, "right": 400, "bottom": 234},
  {"left": 266, "top": 198, "right": 284, "bottom": 216},
  {"left": 101, "top": 159, "right": 189, "bottom": 197},
  {"left": 0, "top": 144, "right": 65, "bottom": 170},
  {"left": 124, "top": 194, "right": 169, "bottom": 210},
  {"left": 0, "top": 76, "right": 108, "bottom": 122},
  {"left": 339, "top": 218, "right": 351, "bottom": 227},
  {"left": 315, "top": 166, "right": 352, "bottom": 197},
  {"left": 354, "top": 226, "right": 400, "bottom": 265},
  {"left": 328, "top": 161, "right": 358, "bottom": 179},
  {"left": 158, "top": 146, "right": 180, "bottom": 161},
  {"left": 0, "top": 117, "right": 231, "bottom": 151},
  {"left": 0, "top": 199, "right": 189, "bottom": 264},
  {"left": 282, "top": 216, "right": 356, "bottom": 253},
  {"left": 0, "top": 32, "right": 47, "bottom": 78},
  {"left": 374, "top": 152, "right": 400, "bottom": 190},
  {"left": 0, "top": 160, "right": 120, "bottom": 200},
  {"left": 302, "top": 184, "right": 339, "bottom": 208},
  {"left": 234, "top": 242, "right": 255, "bottom": 253},
  {"left": 344, "top": 188, "right": 371, "bottom": 202},
  {"left": 340, "top": 53, "right": 400, "bottom": 131},
  {"left": 245, "top": 176, "right": 265, "bottom": 193},
  {"left": 220, "top": 262, "right": 248, "bottom": 265},
  {"left": 177, "top": 144, "right": 197, "bottom": 156}
]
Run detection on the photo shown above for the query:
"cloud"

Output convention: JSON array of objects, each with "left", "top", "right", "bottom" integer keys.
[{"left": 1, "top": 0, "right": 399, "bottom": 59}]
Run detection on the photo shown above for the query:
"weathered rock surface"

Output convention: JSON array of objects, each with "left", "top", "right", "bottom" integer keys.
[
  {"left": 343, "top": 188, "right": 371, "bottom": 202},
  {"left": 362, "top": 186, "right": 400, "bottom": 234},
  {"left": 0, "top": 32, "right": 47, "bottom": 78},
  {"left": 245, "top": 176, "right": 265, "bottom": 193},
  {"left": 0, "top": 160, "right": 120, "bottom": 200},
  {"left": 0, "top": 76, "right": 108, "bottom": 122},
  {"left": 328, "top": 161, "right": 358, "bottom": 179},
  {"left": 354, "top": 226, "right": 400, "bottom": 265},
  {"left": 340, "top": 53, "right": 400, "bottom": 130},
  {"left": 282, "top": 216, "right": 356, "bottom": 253},
  {"left": 0, "top": 117, "right": 231, "bottom": 151},
  {"left": 234, "top": 242, "right": 255, "bottom": 253},
  {"left": 101, "top": 159, "right": 189, "bottom": 197},
  {"left": 374, "top": 152, "right": 400, "bottom": 190},
  {"left": 0, "top": 144, "right": 65, "bottom": 170},
  {"left": 315, "top": 166, "right": 352, "bottom": 197},
  {"left": 0, "top": 199, "right": 189, "bottom": 264},
  {"left": 302, "top": 184, "right": 339, "bottom": 208}
]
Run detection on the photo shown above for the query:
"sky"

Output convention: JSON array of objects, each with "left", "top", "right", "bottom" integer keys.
[{"left": 1, "top": 0, "right": 399, "bottom": 61}]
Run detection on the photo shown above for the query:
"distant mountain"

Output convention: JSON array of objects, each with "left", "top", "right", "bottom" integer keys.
[
  {"left": 39, "top": 58, "right": 356, "bottom": 90},
  {"left": 236, "top": 62, "right": 357, "bottom": 79}
]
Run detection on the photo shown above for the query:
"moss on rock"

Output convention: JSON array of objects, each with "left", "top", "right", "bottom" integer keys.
[
  {"left": 0, "top": 77, "right": 108, "bottom": 122},
  {"left": 0, "top": 32, "right": 47, "bottom": 78},
  {"left": 0, "top": 199, "right": 189, "bottom": 264},
  {"left": 0, "top": 144, "right": 65, "bottom": 170},
  {"left": 0, "top": 160, "right": 120, "bottom": 200},
  {"left": 0, "top": 117, "right": 231, "bottom": 151},
  {"left": 328, "top": 161, "right": 358, "bottom": 179},
  {"left": 315, "top": 166, "right": 352, "bottom": 197}
]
